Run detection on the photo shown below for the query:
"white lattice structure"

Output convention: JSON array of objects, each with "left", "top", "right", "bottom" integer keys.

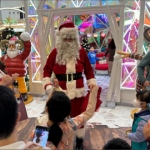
[
  {"left": 24, "top": 0, "right": 150, "bottom": 104},
  {"left": 37, "top": 1, "right": 125, "bottom": 98}
]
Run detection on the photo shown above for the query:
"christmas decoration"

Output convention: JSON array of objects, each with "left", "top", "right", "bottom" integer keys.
[
  {"left": 3, "top": 16, "right": 17, "bottom": 27},
  {"left": 81, "top": 35, "right": 90, "bottom": 53}
]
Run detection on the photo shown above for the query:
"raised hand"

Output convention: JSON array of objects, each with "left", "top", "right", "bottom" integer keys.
[
  {"left": 12, "top": 73, "right": 19, "bottom": 80},
  {"left": 117, "top": 51, "right": 130, "bottom": 58},
  {"left": 0, "top": 75, "right": 13, "bottom": 86}
]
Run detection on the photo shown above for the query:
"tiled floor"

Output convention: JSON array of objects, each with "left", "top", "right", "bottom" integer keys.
[{"left": 25, "top": 74, "right": 134, "bottom": 128}]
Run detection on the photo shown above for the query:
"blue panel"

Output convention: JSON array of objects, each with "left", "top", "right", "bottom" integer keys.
[{"left": 93, "top": 14, "right": 109, "bottom": 29}]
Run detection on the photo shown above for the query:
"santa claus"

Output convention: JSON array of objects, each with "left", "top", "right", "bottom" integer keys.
[
  {"left": 0, "top": 32, "right": 31, "bottom": 101},
  {"left": 43, "top": 22, "right": 97, "bottom": 149}
]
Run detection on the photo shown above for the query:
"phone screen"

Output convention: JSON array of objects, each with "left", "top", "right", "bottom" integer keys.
[{"left": 33, "top": 126, "right": 49, "bottom": 147}]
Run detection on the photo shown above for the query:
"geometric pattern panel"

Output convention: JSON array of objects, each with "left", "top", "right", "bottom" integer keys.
[
  {"left": 29, "top": 0, "right": 41, "bottom": 82},
  {"left": 121, "top": 0, "right": 141, "bottom": 89}
]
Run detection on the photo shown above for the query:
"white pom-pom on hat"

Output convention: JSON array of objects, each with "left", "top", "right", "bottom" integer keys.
[{"left": 20, "top": 32, "right": 30, "bottom": 41}]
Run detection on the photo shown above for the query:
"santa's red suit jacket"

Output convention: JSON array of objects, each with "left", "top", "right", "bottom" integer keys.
[
  {"left": 43, "top": 47, "right": 96, "bottom": 100},
  {"left": 1, "top": 41, "right": 31, "bottom": 77}
]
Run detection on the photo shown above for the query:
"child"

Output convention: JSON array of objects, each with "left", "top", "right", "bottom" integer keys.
[
  {"left": 127, "top": 90, "right": 150, "bottom": 150},
  {"left": 87, "top": 47, "right": 100, "bottom": 74},
  {"left": 34, "top": 85, "right": 100, "bottom": 149},
  {"left": 103, "top": 138, "right": 131, "bottom": 150}
]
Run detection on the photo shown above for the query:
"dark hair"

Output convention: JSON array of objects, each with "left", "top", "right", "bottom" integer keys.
[
  {"left": 0, "top": 61, "right": 7, "bottom": 74},
  {"left": 0, "top": 86, "right": 18, "bottom": 140},
  {"left": 35, "top": 130, "right": 42, "bottom": 143},
  {"left": 108, "top": 39, "right": 116, "bottom": 49},
  {"left": 136, "top": 90, "right": 150, "bottom": 104},
  {"left": 103, "top": 138, "right": 131, "bottom": 150},
  {"left": 46, "top": 91, "right": 71, "bottom": 146}
]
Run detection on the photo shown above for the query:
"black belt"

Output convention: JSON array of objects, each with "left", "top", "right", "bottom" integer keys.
[{"left": 55, "top": 72, "right": 82, "bottom": 82}]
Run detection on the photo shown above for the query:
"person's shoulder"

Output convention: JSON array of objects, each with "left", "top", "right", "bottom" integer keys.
[
  {"left": 0, "top": 141, "right": 26, "bottom": 149},
  {"left": 146, "top": 51, "right": 150, "bottom": 56}
]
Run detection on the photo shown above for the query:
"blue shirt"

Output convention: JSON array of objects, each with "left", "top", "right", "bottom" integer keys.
[{"left": 88, "top": 52, "right": 100, "bottom": 64}]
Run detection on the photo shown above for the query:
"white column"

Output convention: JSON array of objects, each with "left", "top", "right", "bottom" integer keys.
[
  {"left": 24, "top": 0, "right": 29, "bottom": 31},
  {"left": 24, "top": 0, "right": 33, "bottom": 93},
  {"left": 137, "top": 0, "right": 146, "bottom": 54}
]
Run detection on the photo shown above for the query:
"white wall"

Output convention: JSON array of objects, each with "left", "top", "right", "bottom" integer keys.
[{"left": 1, "top": 0, "right": 24, "bottom": 20}]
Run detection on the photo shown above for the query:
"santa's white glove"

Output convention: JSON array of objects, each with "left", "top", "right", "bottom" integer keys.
[
  {"left": 20, "top": 32, "right": 30, "bottom": 41},
  {"left": 46, "top": 85, "right": 54, "bottom": 95}
]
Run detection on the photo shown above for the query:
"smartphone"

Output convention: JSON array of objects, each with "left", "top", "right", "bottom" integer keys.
[{"left": 33, "top": 126, "right": 49, "bottom": 147}]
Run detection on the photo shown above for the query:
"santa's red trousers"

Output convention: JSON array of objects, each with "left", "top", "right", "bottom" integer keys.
[{"left": 70, "top": 96, "right": 84, "bottom": 118}]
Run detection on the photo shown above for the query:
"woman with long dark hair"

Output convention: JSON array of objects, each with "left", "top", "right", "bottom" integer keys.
[
  {"left": 36, "top": 85, "right": 100, "bottom": 149},
  {"left": 105, "top": 39, "right": 116, "bottom": 75}
]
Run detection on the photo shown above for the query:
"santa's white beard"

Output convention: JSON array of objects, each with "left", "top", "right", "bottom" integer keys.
[
  {"left": 56, "top": 39, "right": 80, "bottom": 65},
  {"left": 7, "top": 49, "right": 19, "bottom": 59}
]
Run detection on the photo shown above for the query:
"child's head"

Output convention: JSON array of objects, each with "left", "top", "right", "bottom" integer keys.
[
  {"left": 46, "top": 91, "right": 71, "bottom": 123},
  {"left": 133, "top": 90, "right": 150, "bottom": 110},
  {"left": 103, "top": 138, "right": 131, "bottom": 150},
  {"left": 46, "top": 91, "right": 71, "bottom": 147},
  {"left": 90, "top": 47, "right": 95, "bottom": 52}
]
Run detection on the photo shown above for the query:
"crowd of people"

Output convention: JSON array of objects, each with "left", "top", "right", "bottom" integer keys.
[
  {"left": 1, "top": 83, "right": 150, "bottom": 150},
  {"left": 0, "top": 21, "right": 150, "bottom": 150}
]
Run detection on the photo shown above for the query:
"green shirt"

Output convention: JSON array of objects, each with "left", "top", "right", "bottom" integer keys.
[{"left": 137, "top": 52, "right": 150, "bottom": 83}]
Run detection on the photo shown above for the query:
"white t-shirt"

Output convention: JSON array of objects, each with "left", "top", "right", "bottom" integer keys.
[{"left": 0, "top": 141, "right": 26, "bottom": 149}]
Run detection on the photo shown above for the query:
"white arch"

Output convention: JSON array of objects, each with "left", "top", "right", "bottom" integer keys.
[{"left": 0, "top": 8, "right": 25, "bottom": 13}]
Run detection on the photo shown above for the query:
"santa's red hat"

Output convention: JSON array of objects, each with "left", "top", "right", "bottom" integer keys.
[
  {"left": 59, "top": 22, "right": 75, "bottom": 31},
  {"left": 56, "top": 21, "right": 78, "bottom": 36}
]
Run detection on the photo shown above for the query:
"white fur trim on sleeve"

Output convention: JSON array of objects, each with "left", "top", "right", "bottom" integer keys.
[
  {"left": 46, "top": 85, "right": 54, "bottom": 95},
  {"left": 76, "top": 128, "right": 85, "bottom": 138},
  {"left": 87, "top": 78, "right": 96, "bottom": 86},
  {"left": 42, "top": 77, "right": 52, "bottom": 88},
  {"left": 20, "top": 32, "right": 30, "bottom": 41}
]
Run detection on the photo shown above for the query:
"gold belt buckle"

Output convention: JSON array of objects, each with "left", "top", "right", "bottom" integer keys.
[{"left": 66, "top": 73, "right": 73, "bottom": 82}]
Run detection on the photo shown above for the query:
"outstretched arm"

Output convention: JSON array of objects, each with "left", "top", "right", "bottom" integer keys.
[
  {"left": 69, "top": 86, "right": 100, "bottom": 129},
  {"left": 128, "top": 120, "right": 146, "bottom": 142},
  {"left": 117, "top": 51, "right": 144, "bottom": 60}
]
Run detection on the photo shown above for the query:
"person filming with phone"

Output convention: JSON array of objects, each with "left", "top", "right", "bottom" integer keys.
[
  {"left": 0, "top": 86, "right": 51, "bottom": 150},
  {"left": 35, "top": 80, "right": 101, "bottom": 150}
]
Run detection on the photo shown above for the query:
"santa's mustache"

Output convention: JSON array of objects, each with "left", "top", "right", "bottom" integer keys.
[
  {"left": 8, "top": 48, "right": 16, "bottom": 51},
  {"left": 61, "top": 34, "right": 76, "bottom": 40}
]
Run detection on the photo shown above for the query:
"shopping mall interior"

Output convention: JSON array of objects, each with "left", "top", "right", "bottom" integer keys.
[{"left": 0, "top": 0, "right": 150, "bottom": 149}]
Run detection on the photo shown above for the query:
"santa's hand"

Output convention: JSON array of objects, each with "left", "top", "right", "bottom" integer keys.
[
  {"left": 0, "top": 75, "right": 12, "bottom": 86},
  {"left": 54, "top": 79, "right": 59, "bottom": 88},
  {"left": 12, "top": 73, "right": 19, "bottom": 80},
  {"left": 46, "top": 84, "right": 54, "bottom": 95},
  {"left": 20, "top": 32, "right": 30, "bottom": 42}
]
